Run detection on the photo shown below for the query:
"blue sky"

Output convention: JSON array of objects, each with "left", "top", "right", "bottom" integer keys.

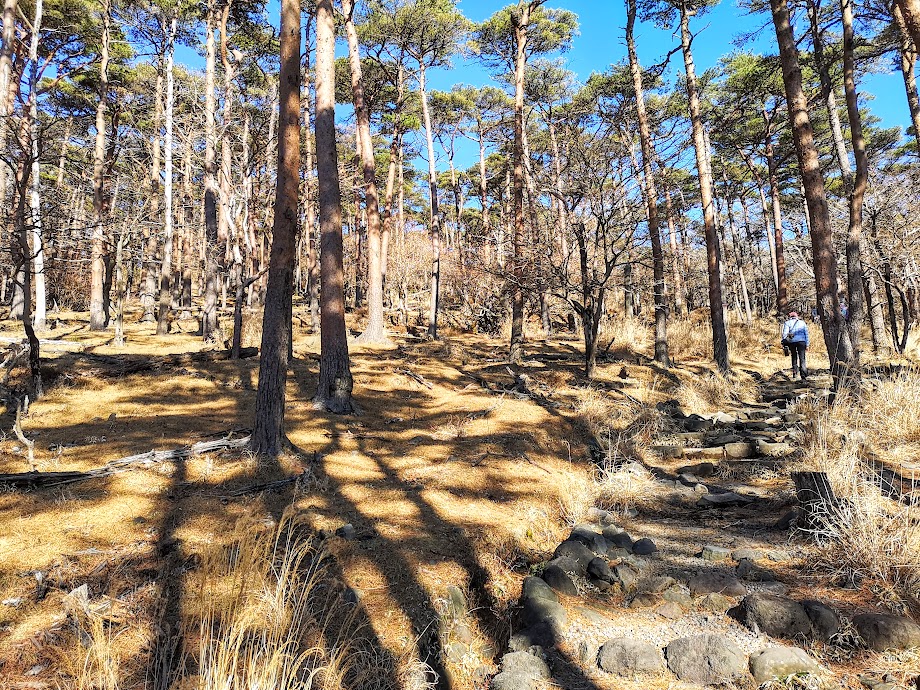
[{"left": 172, "top": 0, "right": 911, "bottom": 168}]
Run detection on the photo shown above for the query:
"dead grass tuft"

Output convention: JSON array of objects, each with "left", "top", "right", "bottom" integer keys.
[
  {"left": 675, "top": 370, "right": 758, "bottom": 415},
  {"left": 798, "top": 368, "right": 920, "bottom": 613}
]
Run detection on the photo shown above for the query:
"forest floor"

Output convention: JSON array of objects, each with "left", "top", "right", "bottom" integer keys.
[{"left": 0, "top": 306, "right": 918, "bottom": 690}]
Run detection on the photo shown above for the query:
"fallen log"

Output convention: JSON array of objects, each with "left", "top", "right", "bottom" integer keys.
[{"left": 0, "top": 435, "right": 252, "bottom": 489}]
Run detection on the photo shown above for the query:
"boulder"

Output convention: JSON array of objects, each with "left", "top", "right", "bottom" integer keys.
[
  {"left": 701, "top": 545, "right": 731, "bottom": 562},
  {"left": 519, "top": 596, "right": 567, "bottom": 631},
  {"left": 756, "top": 439, "right": 795, "bottom": 457},
  {"left": 629, "top": 592, "right": 661, "bottom": 609},
  {"left": 638, "top": 575, "right": 675, "bottom": 594},
  {"left": 662, "top": 585, "right": 694, "bottom": 608},
  {"left": 736, "top": 559, "right": 776, "bottom": 582},
  {"left": 500, "top": 651, "right": 550, "bottom": 679},
  {"left": 677, "top": 461, "right": 716, "bottom": 477},
  {"left": 568, "top": 525, "right": 608, "bottom": 555},
  {"left": 665, "top": 634, "right": 749, "bottom": 685},
  {"left": 541, "top": 564, "right": 578, "bottom": 596},
  {"left": 597, "top": 638, "right": 665, "bottom": 677},
  {"left": 698, "top": 593, "right": 733, "bottom": 613},
  {"left": 853, "top": 613, "right": 920, "bottom": 651},
  {"left": 724, "top": 441, "right": 756, "bottom": 459},
  {"left": 656, "top": 601, "right": 684, "bottom": 619},
  {"left": 739, "top": 593, "right": 812, "bottom": 639},
  {"left": 697, "top": 491, "right": 751, "bottom": 508},
  {"left": 632, "top": 538, "right": 658, "bottom": 555},
  {"left": 613, "top": 564, "right": 640, "bottom": 592},
  {"left": 552, "top": 540, "right": 595, "bottom": 575},
  {"left": 802, "top": 600, "right": 840, "bottom": 642},
  {"left": 489, "top": 671, "right": 533, "bottom": 690},
  {"left": 732, "top": 548, "right": 765, "bottom": 562},
  {"left": 587, "top": 557, "right": 614, "bottom": 583},
  {"left": 521, "top": 576, "right": 558, "bottom": 604},
  {"left": 603, "top": 529, "right": 634, "bottom": 551},
  {"left": 749, "top": 646, "right": 820, "bottom": 683},
  {"left": 688, "top": 573, "right": 746, "bottom": 597}
]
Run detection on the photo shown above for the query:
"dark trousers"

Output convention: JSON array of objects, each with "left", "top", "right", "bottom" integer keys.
[{"left": 789, "top": 342, "right": 807, "bottom": 378}]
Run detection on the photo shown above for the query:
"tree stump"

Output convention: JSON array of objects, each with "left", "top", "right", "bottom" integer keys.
[{"left": 791, "top": 471, "right": 838, "bottom": 531}]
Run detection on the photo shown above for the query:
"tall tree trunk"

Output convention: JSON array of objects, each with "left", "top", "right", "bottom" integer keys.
[
  {"left": 202, "top": 1, "right": 220, "bottom": 340},
  {"left": 181, "top": 133, "right": 193, "bottom": 315},
  {"left": 28, "top": 0, "right": 45, "bottom": 331},
  {"left": 157, "top": 17, "right": 177, "bottom": 335},
  {"left": 344, "top": 0, "right": 385, "bottom": 342},
  {"left": 765, "top": 135, "right": 789, "bottom": 315},
  {"left": 893, "top": 3, "right": 920, "bottom": 158},
  {"left": 313, "top": 0, "right": 353, "bottom": 414},
  {"left": 419, "top": 64, "right": 441, "bottom": 339},
  {"left": 141, "top": 68, "right": 163, "bottom": 321},
  {"left": 806, "top": 0, "right": 852, "bottom": 182},
  {"left": 251, "top": 0, "right": 300, "bottom": 454},
  {"left": 840, "top": 0, "right": 867, "bottom": 364},
  {"left": 14, "top": 152, "right": 41, "bottom": 398},
  {"left": 89, "top": 0, "right": 110, "bottom": 331},
  {"left": 547, "top": 119, "right": 568, "bottom": 259},
  {"left": 664, "top": 186, "right": 686, "bottom": 317},
  {"left": 477, "top": 117, "right": 491, "bottom": 254},
  {"left": 0, "top": 0, "right": 16, "bottom": 217},
  {"left": 627, "top": 0, "right": 668, "bottom": 365},
  {"left": 771, "top": 0, "right": 854, "bottom": 378},
  {"left": 509, "top": 2, "right": 537, "bottom": 363},
  {"left": 894, "top": 0, "right": 920, "bottom": 62},
  {"left": 680, "top": 1, "right": 728, "bottom": 370}
]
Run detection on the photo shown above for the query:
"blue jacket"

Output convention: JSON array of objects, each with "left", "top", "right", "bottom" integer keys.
[{"left": 782, "top": 318, "right": 809, "bottom": 346}]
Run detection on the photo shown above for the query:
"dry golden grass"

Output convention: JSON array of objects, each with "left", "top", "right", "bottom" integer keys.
[
  {"left": 798, "top": 368, "right": 920, "bottom": 613},
  {"left": 674, "top": 369, "right": 759, "bottom": 415}
]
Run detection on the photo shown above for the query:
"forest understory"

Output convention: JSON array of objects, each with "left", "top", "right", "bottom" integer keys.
[{"left": 0, "top": 307, "right": 919, "bottom": 690}]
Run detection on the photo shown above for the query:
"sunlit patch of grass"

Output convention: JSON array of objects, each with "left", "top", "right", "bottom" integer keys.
[{"left": 674, "top": 369, "right": 758, "bottom": 415}]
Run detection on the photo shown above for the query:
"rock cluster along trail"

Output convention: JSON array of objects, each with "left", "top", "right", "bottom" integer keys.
[{"left": 491, "top": 370, "right": 920, "bottom": 690}]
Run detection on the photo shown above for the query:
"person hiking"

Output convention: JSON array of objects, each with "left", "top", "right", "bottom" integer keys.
[{"left": 781, "top": 311, "right": 809, "bottom": 379}]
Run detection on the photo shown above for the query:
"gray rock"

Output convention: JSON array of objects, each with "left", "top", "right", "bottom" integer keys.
[
  {"left": 683, "top": 415, "right": 713, "bottom": 432},
  {"left": 749, "top": 646, "right": 820, "bottom": 683},
  {"left": 508, "top": 623, "right": 556, "bottom": 651},
  {"left": 601, "top": 524, "right": 625, "bottom": 540},
  {"left": 665, "top": 634, "right": 749, "bottom": 685},
  {"left": 688, "top": 573, "right": 746, "bottom": 597},
  {"left": 732, "top": 548, "right": 765, "bottom": 561},
  {"left": 604, "top": 530, "right": 633, "bottom": 551},
  {"left": 711, "top": 411, "right": 737, "bottom": 424},
  {"left": 854, "top": 613, "right": 920, "bottom": 651},
  {"left": 568, "top": 525, "right": 608, "bottom": 555},
  {"left": 614, "top": 564, "right": 640, "bottom": 592},
  {"left": 520, "top": 596, "right": 567, "bottom": 630},
  {"left": 724, "top": 441, "right": 755, "bottom": 459},
  {"left": 677, "top": 461, "right": 716, "bottom": 477},
  {"left": 586, "top": 507, "right": 612, "bottom": 524},
  {"left": 335, "top": 523, "right": 357, "bottom": 540},
  {"left": 639, "top": 575, "right": 676, "bottom": 594},
  {"left": 607, "top": 547, "right": 632, "bottom": 560},
  {"left": 490, "top": 671, "right": 535, "bottom": 690},
  {"left": 698, "top": 593, "right": 733, "bottom": 613},
  {"left": 552, "top": 540, "right": 595, "bottom": 574},
  {"left": 740, "top": 593, "right": 812, "bottom": 639},
  {"left": 446, "top": 585, "right": 467, "bottom": 616},
  {"left": 757, "top": 439, "right": 795, "bottom": 457},
  {"left": 597, "top": 638, "right": 665, "bottom": 676},
  {"left": 500, "top": 651, "right": 551, "bottom": 679},
  {"left": 629, "top": 592, "right": 661, "bottom": 609},
  {"left": 587, "top": 557, "right": 614, "bottom": 583},
  {"left": 546, "top": 556, "right": 580, "bottom": 577},
  {"left": 802, "top": 600, "right": 840, "bottom": 641},
  {"left": 701, "top": 545, "right": 732, "bottom": 561},
  {"left": 697, "top": 491, "right": 751, "bottom": 507},
  {"left": 737, "top": 559, "right": 776, "bottom": 582},
  {"left": 656, "top": 602, "right": 684, "bottom": 619},
  {"left": 521, "top": 576, "right": 558, "bottom": 604},
  {"left": 662, "top": 585, "right": 694, "bottom": 608},
  {"left": 708, "top": 434, "right": 743, "bottom": 445},
  {"left": 541, "top": 564, "right": 578, "bottom": 596},
  {"left": 632, "top": 538, "right": 658, "bottom": 555}
]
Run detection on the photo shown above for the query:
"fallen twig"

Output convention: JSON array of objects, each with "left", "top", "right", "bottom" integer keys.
[{"left": 0, "top": 434, "right": 252, "bottom": 489}]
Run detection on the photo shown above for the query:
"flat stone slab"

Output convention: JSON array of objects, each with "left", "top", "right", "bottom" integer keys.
[
  {"left": 598, "top": 638, "right": 666, "bottom": 677},
  {"left": 749, "top": 646, "right": 821, "bottom": 683},
  {"left": 666, "top": 634, "right": 749, "bottom": 685}
]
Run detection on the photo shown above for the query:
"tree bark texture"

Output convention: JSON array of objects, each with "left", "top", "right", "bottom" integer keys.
[
  {"left": 313, "top": 0, "right": 354, "bottom": 414},
  {"left": 771, "top": 0, "right": 854, "bottom": 378},
  {"left": 680, "top": 1, "right": 728, "bottom": 371},
  {"left": 89, "top": 1, "right": 111, "bottom": 331},
  {"left": 627, "top": 0, "right": 669, "bottom": 366}
]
